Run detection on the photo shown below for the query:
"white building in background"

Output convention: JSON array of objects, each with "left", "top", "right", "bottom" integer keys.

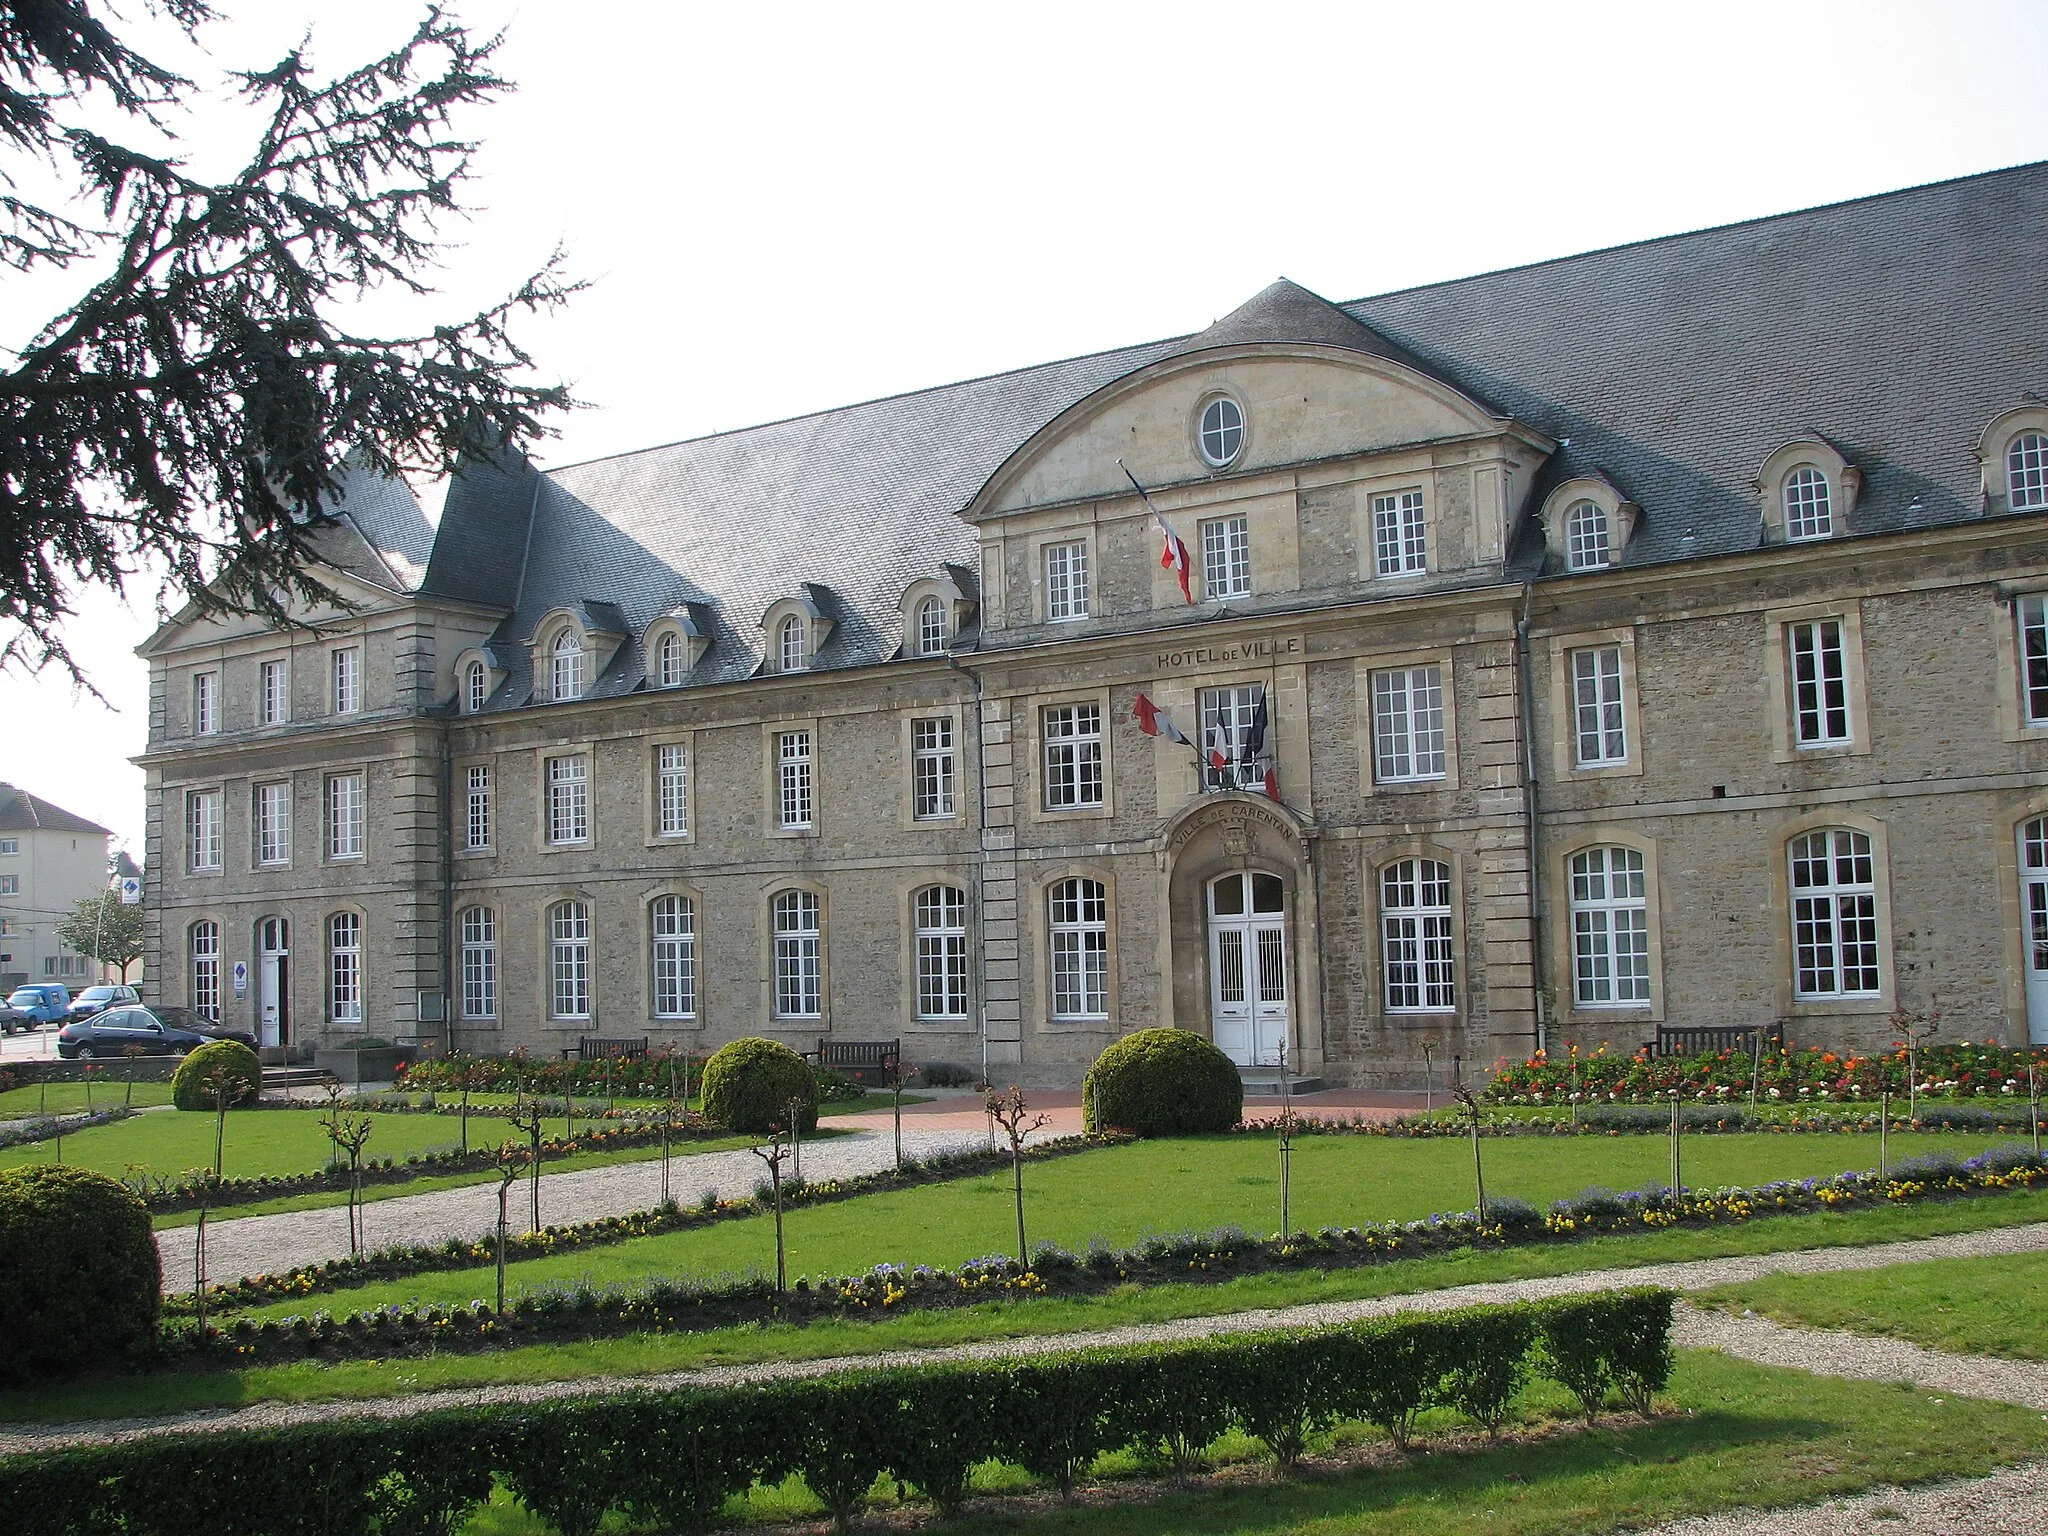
[{"left": 0, "top": 783, "right": 115, "bottom": 990}]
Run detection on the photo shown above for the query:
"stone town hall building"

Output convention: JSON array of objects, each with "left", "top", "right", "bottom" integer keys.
[{"left": 140, "top": 165, "right": 2048, "bottom": 1085}]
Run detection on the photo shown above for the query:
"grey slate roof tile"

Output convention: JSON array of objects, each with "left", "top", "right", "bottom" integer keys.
[{"left": 0, "top": 783, "right": 111, "bottom": 836}]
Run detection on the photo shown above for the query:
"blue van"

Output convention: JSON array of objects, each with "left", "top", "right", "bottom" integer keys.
[{"left": 2, "top": 983, "right": 72, "bottom": 1032}]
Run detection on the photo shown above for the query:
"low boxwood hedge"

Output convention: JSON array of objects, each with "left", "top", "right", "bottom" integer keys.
[
  {"left": 1082, "top": 1027, "right": 1243, "bottom": 1136},
  {"left": 700, "top": 1037, "right": 818, "bottom": 1134},
  {"left": 0, "top": 1164, "right": 159, "bottom": 1382},
  {"left": 170, "top": 1039, "right": 261, "bottom": 1111}
]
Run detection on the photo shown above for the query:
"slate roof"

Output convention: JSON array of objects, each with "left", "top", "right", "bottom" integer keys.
[
  {"left": 0, "top": 783, "right": 111, "bottom": 837},
  {"left": 422, "top": 161, "right": 2048, "bottom": 696}
]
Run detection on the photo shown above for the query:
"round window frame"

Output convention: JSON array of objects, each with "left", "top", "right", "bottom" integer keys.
[{"left": 1194, "top": 393, "right": 1247, "bottom": 471}]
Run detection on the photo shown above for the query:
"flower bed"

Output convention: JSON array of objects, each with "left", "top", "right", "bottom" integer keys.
[
  {"left": 1239, "top": 1103, "right": 2045, "bottom": 1137},
  {"left": 1487, "top": 1040, "right": 2048, "bottom": 1106}
]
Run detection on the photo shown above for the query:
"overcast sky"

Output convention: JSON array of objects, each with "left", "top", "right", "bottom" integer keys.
[{"left": 6, "top": 0, "right": 2048, "bottom": 856}]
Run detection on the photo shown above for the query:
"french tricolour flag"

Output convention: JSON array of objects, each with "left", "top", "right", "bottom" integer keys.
[
  {"left": 1132, "top": 693, "right": 1189, "bottom": 745},
  {"left": 1154, "top": 506, "right": 1194, "bottom": 604}
]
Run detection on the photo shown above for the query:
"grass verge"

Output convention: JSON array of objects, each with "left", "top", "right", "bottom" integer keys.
[{"left": 0, "top": 1080, "right": 175, "bottom": 1116}]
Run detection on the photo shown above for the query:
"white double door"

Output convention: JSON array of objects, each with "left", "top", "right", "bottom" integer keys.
[
  {"left": 2024, "top": 821, "right": 2048, "bottom": 1044},
  {"left": 1209, "top": 871, "right": 1290, "bottom": 1067},
  {"left": 257, "top": 917, "right": 290, "bottom": 1049}
]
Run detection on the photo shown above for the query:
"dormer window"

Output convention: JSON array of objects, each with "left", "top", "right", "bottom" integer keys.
[
  {"left": 778, "top": 614, "right": 808, "bottom": 673},
  {"left": 655, "top": 631, "right": 685, "bottom": 688},
  {"left": 1783, "top": 466, "right": 1833, "bottom": 541},
  {"left": 550, "top": 628, "right": 584, "bottom": 700},
  {"left": 464, "top": 659, "right": 488, "bottom": 714},
  {"left": 1197, "top": 395, "right": 1245, "bottom": 469},
  {"left": 2010, "top": 432, "right": 2048, "bottom": 511},
  {"left": 916, "top": 596, "right": 948, "bottom": 656},
  {"left": 1564, "top": 501, "right": 1610, "bottom": 571}
]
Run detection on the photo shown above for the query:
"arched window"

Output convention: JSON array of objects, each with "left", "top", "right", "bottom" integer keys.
[
  {"left": 1789, "top": 829, "right": 1880, "bottom": 998},
  {"left": 189, "top": 921, "right": 221, "bottom": 1021},
  {"left": 549, "top": 900, "right": 591, "bottom": 1019},
  {"left": 1564, "top": 501, "right": 1609, "bottom": 570},
  {"left": 916, "top": 596, "right": 947, "bottom": 656},
  {"left": 464, "top": 659, "right": 488, "bottom": 714},
  {"left": 1047, "top": 877, "right": 1108, "bottom": 1019},
  {"left": 1783, "top": 466, "right": 1833, "bottom": 541},
  {"left": 655, "top": 631, "right": 685, "bottom": 689},
  {"left": 914, "top": 885, "right": 968, "bottom": 1018},
  {"left": 459, "top": 906, "right": 496, "bottom": 1020},
  {"left": 2010, "top": 432, "right": 2048, "bottom": 511},
  {"left": 328, "top": 911, "right": 362, "bottom": 1024},
  {"left": 772, "top": 889, "right": 822, "bottom": 1017},
  {"left": 651, "top": 895, "right": 696, "bottom": 1018},
  {"left": 550, "top": 628, "right": 584, "bottom": 700},
  {"left": 778, "top": 615, "right": 808, "bottom": 673},
  {"left": 1381, "top": 859, "right": 1455, "bottom": 1012},
  {"left": 1569, "top": 847, "right": 1650, "bottom": 1005},
  {"left": 1197, "top": 396, "right": 1244, "bottom": 468}
]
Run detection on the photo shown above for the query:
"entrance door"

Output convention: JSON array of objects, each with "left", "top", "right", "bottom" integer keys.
[
  {"left": 257, "top": 917, "right": 290, "bottom": 1049},
  {"left": 2024, "top": 821, "right": 2048, "bottom": 1045},
  {"left": 1208, "top": 872, "right": 1290, "bottom": 1066}
]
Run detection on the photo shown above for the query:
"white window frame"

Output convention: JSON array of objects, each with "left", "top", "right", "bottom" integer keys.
[
  {"left": 1041, "top": 702, "right": 1104, "bottom": 809},
  {"left": 1789, "top": 828, "right": 1881, "bottom": 999},
  {"left": 2009, "top": 431, "right": 2048, "bottom": 511},
  {"left": 1197, "top": 396, "right": 1244, "bottom": 468},
  {"left": 546, "top": 754, "right": 590, "bottom": 845},
  {"left": 916, "top": 596, "right": 948, "bottom": 656},
  {"left": 193, "top": 671, "right": 219, "bottom": 736},
  {"left": 1381, "top": 858, "right": 1455, "bottom": 1012},
  {"left": 1371, "top": 666, "right": 1447, "bottom": 782},
  {"left": 332, "top": 646, "right": 361, "bottom": 715},
  {"left": 777, "top": 730, "right": 813, "bottom": 830},
  {"left": 190, "top": 921, "right": 221, "bottom": 1021},
  {"left": 549, "top": 900, "right": 592, "bottom": 1019},
  {"left": 651, "top": 894, "right": 696, "bottom": 1019},
  {"left": 0, "top": 838, "right": 17, "bottom": 856},
  {"left": 1044, "top": 540, "right": 1090, "bottom": 622},
  {"left": 914, "top": 885, "right": 969, "bottom": 1019},
  {"left": 1048, "top": 876, "right": 1109, "bottom": 1019},
  {"left": 1788, "top": 619, "right": 1851, "bottom": 746},
  {"left": 656, "top": 631, "right": 685, "bottom": 688},
  {"left": 328, "top": 911, "right": 363, "bottom": 1024},
  {"left": 656, "top": 744, "right": 689, "bottom": 839},
  {"left": 772, "top": 889, "right": 822, "bottom": 1018},
  {"left": 1569, "top": 847, "right": 1651, "bottom": 1006},
  {"left": 464, "top": 765, "right": 491, "bottom": 851},
  {"left": 326, "top": 773, "right": 365, "bottom": 860},
  {"left": 1372, "top": 489, "right": 1427, "bottom": 577},
  {"left": 1564, "top": 501, "right": 1609, "bottom": 571},
  {"left": 0, "top": 875, "right": 15, "bottom": 895},
  {"left": 260, "top": 659, "right": 288, "bottom": 726},
  {"left": 911, "top": 716, "right": 955, "bottom": 820},
  {"left": 1198, "top": 683, "right": 1269, "bottom": 792},
  {"left": 1201, "top": 515, "right": 1252, "bottom": 599},
  {"left": 464, "top": 659, "right": 488, "bottom": 714},
  {"left": 255, "top": 782, "right": 292, "bottom": 867},
  {"left": 778, "top": 615, "right": 808, "bottom": 674},
  {"left": 188, "top": 789, "right": 223, "bottom": 872},
  {"left": 1783, "top": 466, "right": 1833, "bottom": 541},
  {"left": 550, "top": 629, "right": 584, "bottom": 700},
  {"left": 1571, "top": 646, "right": 1627, "bottom": 766},
  {"left": 2020, "top": 595, "right": 2048, "bottom": 727},
  {"left": 459, "top": 905, "right": 496, "bottom": 1020}
]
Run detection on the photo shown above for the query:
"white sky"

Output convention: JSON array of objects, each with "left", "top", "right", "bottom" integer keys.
[{"left": 4, "top": 0, "right": 2047, "bottom": 856}]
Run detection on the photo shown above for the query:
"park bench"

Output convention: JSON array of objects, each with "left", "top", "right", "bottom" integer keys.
[
  {"left": 1640, "top": 1023, "right": 1784, "bottom": 1059},
  {"left": 562, "top": 1035, "right": 650, "bottom": 1062},
  {"left": 810, "top": 1037, "right": 900, "bottom": 1086}
]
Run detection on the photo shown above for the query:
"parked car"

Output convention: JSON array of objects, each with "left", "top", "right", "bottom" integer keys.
[
  {"left": 0, "top": 997, "right": 32, "bottom": 1036},
  {"left": 56, "top": 1006, "right": 257, "bottom": 1059},
  {"left": 66, "top": 984, "right": 140, "bottom": 1021},
  {"left": 5, "top": 984, "right": 71, "bottom": 1030}
]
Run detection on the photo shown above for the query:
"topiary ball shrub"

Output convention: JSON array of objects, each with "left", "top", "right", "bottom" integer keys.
[
  {"left": 171, "top": 1038, "right": 262, "bottom": 1111},
  {"left": 0, "top": 1164, "right": 160, "bottom": 1381},
  {"left": 1082, "top": 1027, "right": 1243, "bottom": 1136},
  {"left": 700, "top": 1037, "right": 819, "bottom": 1134}
]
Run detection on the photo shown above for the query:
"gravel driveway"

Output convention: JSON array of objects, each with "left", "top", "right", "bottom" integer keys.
[{"left": 1638, "top": 1461, "right": 2048, "bottom": 1535}]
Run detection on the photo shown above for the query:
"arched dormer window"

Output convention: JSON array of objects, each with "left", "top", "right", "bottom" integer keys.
[
  {"left": 1782, "top": 466, "right": 1833, "bottom": 541},
  {"left": 1757, "top": 438, "right": 1859, "bottom": 544},
  {"left": 1564, "top": 501, "right": 1609, "bottom": 571},
  {"left": 464, "top": 658, "right": 488, "bottom": 714},
  {"left": 778, "top": 614, "right": 808, "bottom": 673},
  {"left": 655, "top": 630, "right": 685, "bottom": 688},
  {"left": 916, "top": 596, "right": 947, "bottom": 656},
  {"left": 550, "top": 627, "right": 584, "bottom": 700},
  {"left": 1540, "top": 476, "right": 1638, "bottom": 572},
  {"left": 2010, "top": 432, "right": 2048, "bottom": 512}
]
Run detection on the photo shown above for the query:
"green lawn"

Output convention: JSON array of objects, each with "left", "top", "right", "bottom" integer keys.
[
  {"left": 0, "top": 1078, "right": 177, "bottom": 1116},
  {"left": 1696, "top": 1250, "right": 2048, "bottom": 1360},
  {"left": 232, "top": 1128, "right": 2021, "bottom": 1320}
]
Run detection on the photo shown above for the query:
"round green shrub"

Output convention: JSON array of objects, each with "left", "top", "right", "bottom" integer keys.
[
  {"left": 700, "top": 1037, "right": 819, "bottom": 1134},
  {"left": 0, "top": 1164, "right": 160, "bottom": 1381},
  {"left": 1082, "top": 1027, "right": 1243, "bottom": 1136},
  {"left": 171, "top": 1038, "right": 262, "bottom": 1111}
]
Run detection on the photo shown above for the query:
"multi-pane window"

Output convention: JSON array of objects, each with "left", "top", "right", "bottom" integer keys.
[
  {"left": 190, "top": 921, "right": 221, "bottom": 1021},
  {"left": 773, "top": 889, "right": 822, "bottom": 1017},
  {"left": 1048, "top": 877, "right": 1109, "bottom": 1018},
  {"left": 1381, "top": 858, "right": 1456, "bottom": 1011},
  {"left": 2020, "top": 595, "right": 2048, "bottom": 726},
  {"left": 1788, "top": 619, "right": 1850, "bottom": 745},
  {"left": 1783, "top": 467, "right": 1833, "bottom": 540},
  {"left": 915, "top": 885, "right": 969, "bottom": 1018},
  {"left": 1041, "top": 702, "right": 1104, "bottom": 808},
  {"left": 656, "top": 631, "right": 685, "bottom": 688},
  {"left": 464, "top": 765, "right": 491, "bottom": 850},
  {"left": 1569, "top": 847, "right": 1651, "bottom": 1005},
  {"left": 465, "top": 659, "right": 488, "bottom": 713},
  {"left": 332, "top": 647, "right": 360, "bottom": 714},
  {"left": 0, "top": 838, "right": 17, "bottom": 855},
  {"left": 778, "top": 730, "right": 813, "bottom": 829},
  {"left": 2025, "top": 818, "right": 2048, "bottom": 977},
  {"left": 1371, "top": 666, "right": 1447, "bottom": 782},
  {"left": 1198, "top": 684, "right": 1268, "bottom": 791},
  {"left": 328, "top": 911, "right": 363, "bottom": 1023},
  {"left": 326, "top": 773, "right": 365, "bottom": 859},
  {"left": 917, "top": 596, "right": 948, "bottom": 656},
  {"left": 255, "top": 782, "right": 291, "bottom": 867},
  {"left": 188, "top": 789, "right": 223, "bottom": 872},
  {"left": 458, "top": 906, "right": 496, "bottom": 1020},
  {"left": 1790, "top": 828, "right": 1881, "bottom": 998},
  {"left": 260, "top": 659, "right": 287, "bottom": 726},
  {"left": 656, "top": 744, "right": 689, "bottom": 838},
  {"left": 549, "top": 900, "right": 591, "bottom": 1018},
  {"left": 778, "top": 615, "right": 809, "bottom": 673},
  {"left": 1372, "top": 490, "right": 1427, "bottom": 576},
  {"left": 550, "top": 629, "right": 583, "bottom": 700},
  {"left": 193, "top": 671, "right": 219, "bottom": 735},
  {"left": 650, "top": 895, "right": 696, "bottom": 1018},
  {"left": 1044, "top": 541, "right": 1090, "bottom": 621},
  {"left": 1202, "top": 515, "right": 1251, "bottom": 598},
  {"left": 547, "top": 754, "right": 589, "bottom": 844},
  {"left": 0, "top": 875, "right": 14, "bottom": 894},
  {"left": 1198, "top": 396, "right": 1244, "bottom": 467},
  {"left": 912, "top": 717, "right": 955, "bottom": 820},
  {"left": 2009, "top": 432, "right": 2048, "bottom": 511},
  {"left": 1571, "top": 647, "right": 1627, "bottom": 766},
  {"left": 1565, "top": 501, "right": 1609, "bottom": 570}
]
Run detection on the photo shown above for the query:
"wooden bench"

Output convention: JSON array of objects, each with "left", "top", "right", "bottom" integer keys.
[
  {"left": 562, "top": 1035, "right": 650, "bottom": 1062},
  {"left": 1641, "top": 1023, "right": 1784, "bottom": 1059},
  {"left": 810, "top": 1037, "right": 900, "bottom": 1086}
]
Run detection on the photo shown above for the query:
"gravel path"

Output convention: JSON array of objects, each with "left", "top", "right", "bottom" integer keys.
[
  {"left": 1637, "top": 1461, "right": 2048, "bottom": 1535},
  {"left": 13, "top": 1219, "right": 2046, "bottom": 1456},
  {"left": 155, "top": 1125, "right": 988, "bottom": 1292}
]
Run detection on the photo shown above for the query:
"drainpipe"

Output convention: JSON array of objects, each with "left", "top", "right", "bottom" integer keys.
[
  {"left": 946, "top": 652, "right": 990, "bottom": 1075},
  {"left": 1515, "top": 583, "right": 1548, "bottom": 1056},
  {"left": 439, "top": 725, "right": 455, "bottom": 1055}
]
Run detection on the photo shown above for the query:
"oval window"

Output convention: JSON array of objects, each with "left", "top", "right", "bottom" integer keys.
[{"left": 1198, "top": 397, "right": 1244, "bottom": 468}]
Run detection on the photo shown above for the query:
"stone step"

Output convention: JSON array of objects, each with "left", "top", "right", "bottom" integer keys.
[
  {"left": 261, "top": 1066, "right": 337, "bottom": 1090},
  {"left": 1238, "top": 1073, "right": 1326, "bottom": 1096}
]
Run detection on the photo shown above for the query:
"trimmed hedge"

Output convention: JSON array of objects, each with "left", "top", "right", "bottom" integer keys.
[
  {"left": 700, "top": 1037, "right": 818, "bottom": 1134},
  {"left": 0, "top": 1165, "right": 160, "bottom": 1382},
  {"left": 0, "top": 1292, "right": 1674, "bottom": 1532},
  {"left": 1083, "top": 1027, "right": 1243, "bottom": 1136},
  {"left": 170, "top": 1038, "right": 261, "bottom": 1111}
]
